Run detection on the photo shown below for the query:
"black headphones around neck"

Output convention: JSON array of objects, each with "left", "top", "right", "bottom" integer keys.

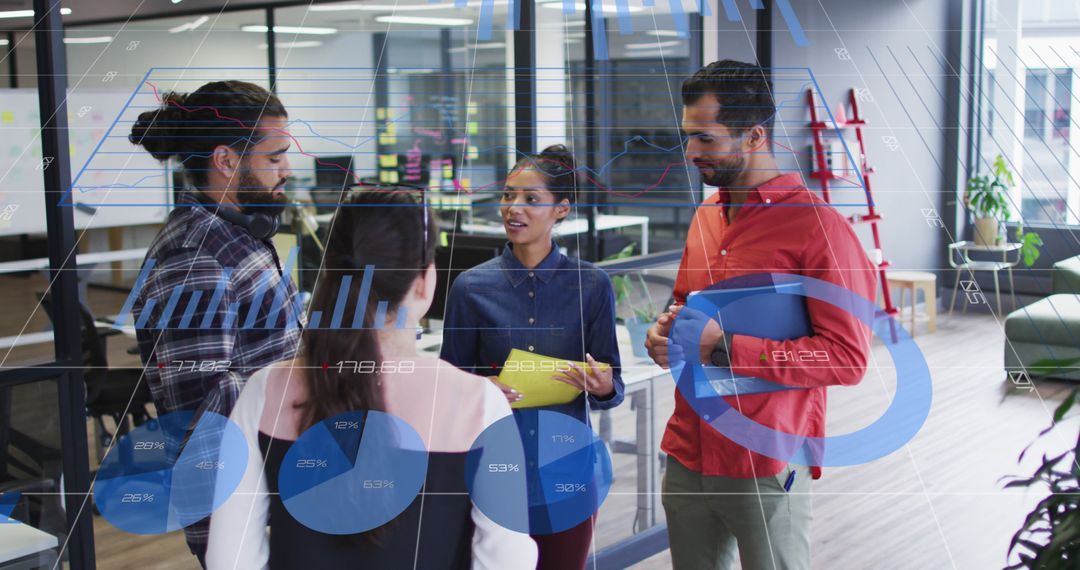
[{"left": 189, "top": 191, "right": 280, "bottom": 240}]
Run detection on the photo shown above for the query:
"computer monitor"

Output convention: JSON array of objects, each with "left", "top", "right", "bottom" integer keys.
[
  {"left": 313, "top": 155, "right": 356, "bottom": 212},
  {"left": 315, "top": 155, "right": 356, "bottom": 190}
]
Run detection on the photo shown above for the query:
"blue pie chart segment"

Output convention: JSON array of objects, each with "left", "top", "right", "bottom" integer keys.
[
  {"left": 278, "top": 410, "right": 428, "bottom": 535},
  {"left": 94, "top": 410, "right": 248, "bottom": 534},
  {"left": 466, "top": 409, "right": 612, "bottom": 535}
]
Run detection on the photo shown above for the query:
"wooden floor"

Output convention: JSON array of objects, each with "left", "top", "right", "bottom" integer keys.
[{"left": 2, "top": 271, "right": 1074, "bottom": 569}]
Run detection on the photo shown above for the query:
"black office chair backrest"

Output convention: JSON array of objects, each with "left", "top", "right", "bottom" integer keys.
[{"left": 36, "top": 294, "right": 110, "bottom": 380}]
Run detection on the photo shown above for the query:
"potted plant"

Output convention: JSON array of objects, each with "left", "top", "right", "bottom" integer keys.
[
  {"left": 965, "top": 154, "right": 1013, "bottom": 246},
  {"left": 605, "top": 243, "right": 659, "bottom": 359},
  {"left": 965, "top": 155, "right": 1044, "bottom": 266},
  {"left": 612, "top": 271, "right": 658, "bottom": 359},
  {"left": 1004, "top": 386, "right": 1080, "bottom": 568}
]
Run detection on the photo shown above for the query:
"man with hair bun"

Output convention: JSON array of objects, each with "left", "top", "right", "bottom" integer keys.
[{"left": 127, "top": 80, "right": 302, "bottom": 567}]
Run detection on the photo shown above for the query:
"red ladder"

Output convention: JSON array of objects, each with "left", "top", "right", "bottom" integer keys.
[{"left": 807, "top": 88, "right": 899, "bottom": 329}]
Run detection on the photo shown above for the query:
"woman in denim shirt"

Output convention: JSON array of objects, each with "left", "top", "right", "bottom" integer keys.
[{"left": 441, "top": 145, "right": 624, "bottom": 569}]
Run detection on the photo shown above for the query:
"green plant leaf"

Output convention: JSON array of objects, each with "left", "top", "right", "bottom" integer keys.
[
  {"left": 1030, "top": 357, "right": 1080, "bottom": 378},
  {"left": 1054, "top": 392, "right": 1078, "bottom": 423}
]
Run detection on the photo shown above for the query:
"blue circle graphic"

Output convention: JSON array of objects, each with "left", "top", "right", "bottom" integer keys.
[
  {"left": 94, "top": 410, "right": 248, "bottom": 534},
  {"left": 465, "top": 409, "right": 612, "bottom": 535},
  {"left": 278, "top": 410, "right": 428, "bottom": 535},
  {"left": 668, "top": 273, "right": 933, "bottom": 467}
]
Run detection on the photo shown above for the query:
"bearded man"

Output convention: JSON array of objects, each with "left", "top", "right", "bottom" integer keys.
[
  {"left": 646, "top": 61, "right": 877, "bottom": 570},
  {"left": 127, "top": 80, "right": 302, "bottom": 567}
]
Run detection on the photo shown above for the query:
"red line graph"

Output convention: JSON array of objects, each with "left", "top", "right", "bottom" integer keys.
[{"left": 143, "top": 81, "right": 843, "bottom": 201}]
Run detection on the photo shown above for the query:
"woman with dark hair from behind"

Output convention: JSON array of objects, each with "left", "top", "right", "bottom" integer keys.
[
  {"left": 206, "top": 189, "right": 537, "bottom": 569},
  {"left": 440, "top": 145, "right": 624, "bottom": 569}
]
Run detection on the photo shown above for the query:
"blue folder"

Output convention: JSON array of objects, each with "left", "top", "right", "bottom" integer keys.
[{"left": 686, "top": 280, "right": 813, "bottom": 397}]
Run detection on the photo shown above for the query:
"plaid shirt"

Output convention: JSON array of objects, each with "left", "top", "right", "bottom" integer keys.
[{"left": 133, "top": 191, "right": 303, "bottom": 552}]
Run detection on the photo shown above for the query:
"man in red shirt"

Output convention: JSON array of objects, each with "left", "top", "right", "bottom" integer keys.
[{"left": 645, "top": 60, "right": 877, "bottom": 569}]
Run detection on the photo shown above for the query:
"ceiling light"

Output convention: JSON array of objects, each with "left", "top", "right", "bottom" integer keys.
[
  {"left": 375, "top": 15, "right": 474, "bottom": 26},
  {"left": 64, "top": 36, "right": 113, "bottom": 44},
  {"left": 241, "top": 25, "right": 338, "bottom": 35},
  {"left": 540, "top": 3, "right": 643, "bottom": 13},
  {"left": 258, "top": 41, "right": 324, "bottom": 50},
  {"left": 625, "top": 40, "right": 680, "bottom": 49},
  {"left": 449, "top": 42, "right": 506, "bottom": 52},
  {"left": 168, "top": 15, "right": 209, "bottom": 34},
  {"left": 313, "top": 1, "right": 508, "bottom": 11},
  {"left": 0, "top": 39, "right": 7, "bottom": 46},
  {"left": 647, "top": 30, "right": 683, "bottom": 37},
  {"left": 0, "top": 8, "right": 71, "bottom": 19},
  {"left": 171, "top": 0, "right": 183, "bottom": 4}
]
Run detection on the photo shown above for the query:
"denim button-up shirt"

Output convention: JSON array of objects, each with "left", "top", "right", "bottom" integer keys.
[
  {"left": 441, "top": 242, "right": 624, "bottom": 418},
  {"left": 441, "top": 242, "right": 624, "bottom": 520}
]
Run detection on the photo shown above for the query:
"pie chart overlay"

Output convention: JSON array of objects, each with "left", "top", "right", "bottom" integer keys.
[
  {"left": 465, "top": 409, "right": 612, "bottom": 535},
  {"left": 94, "top": 410, "right": 248, "bottom": 534},
  {"left": 278, "top": 410, "right": 428, "bottom": 535}
]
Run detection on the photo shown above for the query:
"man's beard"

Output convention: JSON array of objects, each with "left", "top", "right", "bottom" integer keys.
[
  {"left": 697, "top": 153, "right": 745, "bottom": 188},
  {"left": 234, "top": 167, "right": 288, "bottom": 217}
]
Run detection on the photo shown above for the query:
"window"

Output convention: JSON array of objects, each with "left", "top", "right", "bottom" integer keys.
[{"left": 977, "top": 0, "right": 1080, "bottom": 226}]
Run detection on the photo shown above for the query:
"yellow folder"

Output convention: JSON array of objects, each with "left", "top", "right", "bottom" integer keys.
[{"left": 498, "top": 349, "right": 611, "bottom": 409}]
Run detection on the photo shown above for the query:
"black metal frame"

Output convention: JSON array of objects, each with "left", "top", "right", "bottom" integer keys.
[
  {"left": 514, "top": 0, "right": 536, "bottom": 156},
  {"left": 4, "top": 31, "right": 15, "bottom": 88},
  {"left": 29, "top": 0, "right": 95, "bottom": 568},
  {"left": 266, "top": 7, "right": 277, "bottom": 92}
]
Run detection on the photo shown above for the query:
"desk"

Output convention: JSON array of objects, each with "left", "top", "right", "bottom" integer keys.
[
  {"left": 315, "top": 213, "right": 651, "bottom": 254},
  {"left": 947, "top": 241, "right": 1021, "bottom": 315},
  {"left": 0, "top": 248, "right": 148, "bottom": 350},
  {"left": 0, "top": 522, "right": 58, "bottom": 570},
  {"left": 0, "top": 248, "right": 148, "bottom": 275},
  {"left": 462, "top": 215, "right": 651, "bottom": 254},
  {"left": 610, "top": 325, "right": 668, "bottom": 533}
]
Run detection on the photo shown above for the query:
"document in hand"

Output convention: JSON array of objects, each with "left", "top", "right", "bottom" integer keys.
[
  {"left": 687, "top": 281, "right": 813, "bottom": 396},
  {"left": 498, "top": 349, "right": 611, "bottom": 409}
]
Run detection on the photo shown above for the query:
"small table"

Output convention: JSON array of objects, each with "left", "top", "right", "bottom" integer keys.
[
  {"left": 886, "top": 271, "right": 937, "bottom": 336},
  {"left": 947, "top": 241, "right": 1022, "bottom": 315}
]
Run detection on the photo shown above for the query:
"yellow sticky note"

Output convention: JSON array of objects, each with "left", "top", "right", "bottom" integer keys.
[
  {"left": 467, "top": 146, "right": 479, "bottom": 160},
  {"left": 384, "top": 170, "right": 399, "bottom": 183},
  {"left": 467, "top": 122, "right": 479, "bottom": 135},
  {"left": 499, "top": 349, "right": 610, "bottom": 409},
  {"left": 443, "top": 165, "right": 453, "bottom": 179},
  {"left": 376, "top": 108, "right": 386, "bottom": 120},
  {"left": 440, "top": 231, "right": 449, "bottom": 247},
  {"left": 459, "top": 178, "right": 471, "bottom": 190},
  {"left": 384, "top": 124, "right": 396, "bottom": 135},
  {"left": 378, "top": 134, "right": 397, "bottom": 146},
  {"left": 1, "top": 112, "right": 13, "bottom": 124},
  {"left": 378, "top": 154, "right": 398, "bottom": 168}
]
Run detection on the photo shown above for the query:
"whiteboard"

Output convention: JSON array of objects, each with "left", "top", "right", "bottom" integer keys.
[{"left": 0, "top": 88, "right": 170, "bottom": 237}]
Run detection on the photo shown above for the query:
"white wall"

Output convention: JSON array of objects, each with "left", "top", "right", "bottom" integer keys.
[{"left": 770, "top": 0, "right": 955, "bottom": 275}]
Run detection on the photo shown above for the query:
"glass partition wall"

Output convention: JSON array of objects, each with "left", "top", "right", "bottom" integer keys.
[{"left": 0, "top": 2, "right": 704, "bottom": 567}]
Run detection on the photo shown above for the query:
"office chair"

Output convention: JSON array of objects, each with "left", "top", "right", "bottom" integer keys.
[{"left": 38, "top": 294, "right": 155, "bottom": 462}]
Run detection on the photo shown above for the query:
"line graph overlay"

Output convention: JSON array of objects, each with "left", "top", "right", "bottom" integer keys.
[{"left": 66, "top": 67, "right": 869, "bottom": 209}]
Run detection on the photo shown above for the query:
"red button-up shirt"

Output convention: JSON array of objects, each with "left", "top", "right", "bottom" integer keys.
[{"left": 660, "top": 173, "right": 877, "bottom": 479}]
